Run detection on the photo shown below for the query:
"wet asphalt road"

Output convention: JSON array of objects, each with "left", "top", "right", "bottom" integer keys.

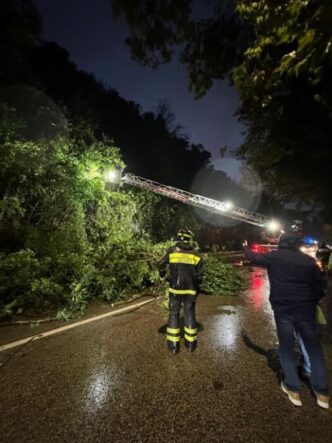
[{"left": 1, "top": 268, "right": 332, "bottom": 443}]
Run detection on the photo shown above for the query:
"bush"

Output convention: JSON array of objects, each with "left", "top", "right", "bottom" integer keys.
[
  {"left": 0, "top": 249, "right": 92, "bottom": 318},
  {"left": 89, "top": 240, "right": 170, "bottom": 302},
  {"left": 0, "top": 249, "right": 40, "bottom": 309},
  {"left": 201, "top": 253, "right": 247, "bottom": 296}
]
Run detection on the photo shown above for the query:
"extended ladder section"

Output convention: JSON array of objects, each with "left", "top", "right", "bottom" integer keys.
[{"left": 122, "top": 173, "right": 279, "bottom": 229}]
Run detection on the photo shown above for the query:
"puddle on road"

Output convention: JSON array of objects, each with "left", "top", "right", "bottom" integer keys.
[
  {"left": 84, "top": 365, "right": 121, "bottom": 413},
  {"left": 211, "top": 306, "right": 240, "bottom": 352},
  {"left": 246, "top": 268, "right": 269, "bottom": 312},
  {"left": 245, "top": 268, "right": 276, "bottom": 326},
  {"left": 209, "top": 269, "right": 277, "bottom": 353}
]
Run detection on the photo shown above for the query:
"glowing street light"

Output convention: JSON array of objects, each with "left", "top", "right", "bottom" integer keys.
[
  {"left": 224, "top": 201, "right": 233, "bottom": 211},
  {"left": 266, "top": 219, "right": 281, "bottom": 232},
  {"left": 104, "top": 168, "right": 122, "bottom": 185},
  {"left": 219, "top": 200, "right": 234, "bottom": 212}
]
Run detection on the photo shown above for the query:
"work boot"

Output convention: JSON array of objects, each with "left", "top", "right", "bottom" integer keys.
[
  {"left": 315, "top": 392, "right": 330, "bottom": 409},
  {"left": 167, "top": 341, "right": 179, "bottom": 355},
  {"left": 185, "top": 340, "right": 197, "bottom": 352},
  {"left": 281, "top": 381, "right": 302, "bottom": 406}
]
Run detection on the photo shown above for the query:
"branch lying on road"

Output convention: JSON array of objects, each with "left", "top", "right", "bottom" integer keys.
[
  {"left": 0, "top": 317, "right": 57, "bottom": 326},
  {"left": 0, "top": 294, "right": 161, "bottom": 326}
]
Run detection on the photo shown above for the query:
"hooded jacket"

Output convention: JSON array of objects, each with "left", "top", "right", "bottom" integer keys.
[
  {"left": 244, "top": 235, "right": 326, "bottom": 312},
  {"left": 160, "top": 242, "right": 203, "bottom": 295}
]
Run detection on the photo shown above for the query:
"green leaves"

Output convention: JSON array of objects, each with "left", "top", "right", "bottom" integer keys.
[
  {"left": 201, "top": 253, "right": 247, "bottom": 296},
  {"left": 234, "top": 0, "right": 332, "bottom": 209},
  {"left": 298, "top": 28, "right": 316, "bottom": 51},
  {"left": 89, "top": 239, "right": 169, "bottom": 302},
  {"left": 0, "top": 111, "right": 183, "bottom": 318},
  {"left": 0, "top": 105, "right": 251, "bottom": 319}
]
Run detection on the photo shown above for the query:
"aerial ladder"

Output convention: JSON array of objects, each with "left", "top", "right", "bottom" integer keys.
[{"left": 120, "top": 173, "right": 282, "bottom": 232}]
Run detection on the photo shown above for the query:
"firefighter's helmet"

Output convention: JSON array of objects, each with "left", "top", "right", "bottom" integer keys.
[{"left": 177, "top": 228, "right": 194, "bottom": 243}]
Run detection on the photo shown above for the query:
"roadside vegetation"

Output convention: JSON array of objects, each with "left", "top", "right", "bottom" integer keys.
[
  {"left": 201, "top": 252, "right": 247, "bottom": 296},
  {"left": 0, "top": 108, "right": 246, "bottom": 321},
  {"left": 0, "top": 1, "right": 248, "bottom": 321}
]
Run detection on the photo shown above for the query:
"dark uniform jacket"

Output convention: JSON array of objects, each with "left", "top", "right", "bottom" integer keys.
[
  {"left": 160, "top": 242, "right": 203, "bottom": 295},
  {"left": 244, "top": 247, "right": 326, "bottom": 312}
]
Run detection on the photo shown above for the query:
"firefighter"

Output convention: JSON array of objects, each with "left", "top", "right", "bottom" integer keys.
[{"left": 160, "top": 228, "right": 203, "bottom": 354}]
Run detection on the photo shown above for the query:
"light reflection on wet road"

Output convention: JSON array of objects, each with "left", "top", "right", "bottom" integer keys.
[
  {"left": 210, "top": 268, "right": 276, "bottom": 355},
  {"left": 211, "top": 305, "right": 240, "bottom": 352},
  {"left": 85, "top": 365, "right": 120, "bottom": 413},
  {"left": 248, "top": 268, "right": 267, "bottom": 311},
  {"left": 0, "top": 268, "right": 332, "bottom": 442}
]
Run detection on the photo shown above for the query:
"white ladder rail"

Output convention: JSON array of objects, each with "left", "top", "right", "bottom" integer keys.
[{"left": 122, "top": 173, "right": 274, "bottom": 228}]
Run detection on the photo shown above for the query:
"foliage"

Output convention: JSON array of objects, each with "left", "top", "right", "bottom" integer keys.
[
  {"left": 0, "top": 1, "right": 211, "bottom": 193},
  {"left": 234, "top": 0, "right": 332, "bottom": 209},
  {"left": 0, "top": 1, "right": 254, "bottom": 320},
  {"left": 112, "top": 0, "right": 252, "bottom": 97},
  {"left": 89, "top": 240, "right": 171, "bottom": 302},
  {"left": 200, "top": 252, "right": 247, "bottom": 296},
  {"left": 0, "top": 106, "right": 182, "bottom": 319},
  {"left": 151, "top": 198, "right": 202, "bottom": 243},
  {"left": 0, "top": 104, "right": 124, "bottom": 317},
  {"left": 0, "top": 250, "right": 39, "bottom": 311},
  {"left": 235, "top": 0, "right": 331, "bottom": 91}
]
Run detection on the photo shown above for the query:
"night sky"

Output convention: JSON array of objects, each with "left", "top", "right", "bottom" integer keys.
[{"left": 33, "top": 0, "right": 245, "bottom": 159}]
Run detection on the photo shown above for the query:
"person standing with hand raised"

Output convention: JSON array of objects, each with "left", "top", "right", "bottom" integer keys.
[{"left": 243, "top": 235, "right": 329, "bottom": 409}]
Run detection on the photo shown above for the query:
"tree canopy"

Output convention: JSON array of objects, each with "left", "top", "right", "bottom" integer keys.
[{"left": 113, "top": 0, "right": 332, "bottom": 216}]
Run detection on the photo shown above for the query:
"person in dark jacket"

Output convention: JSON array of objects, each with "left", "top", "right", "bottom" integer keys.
[
  {"left": 244, "top": 234, "right": 329, "bottom": 409},
  {"left": 160, "top": 228, "right": 203, "bottom": 354},
  {"left": 316, "top": 242, "right": 331, "bottom": 271}
]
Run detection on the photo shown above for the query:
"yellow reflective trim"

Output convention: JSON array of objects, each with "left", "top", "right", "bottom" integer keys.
[
  {"left": 184, "top": 334, "right": 196, "bottom": 342},
  {"left": 167, "top": 335, "right": 180, "bottom": 342},
  {"left": 167, "top": 327, "right": 180, "bottom": 334},
  {"left": 177, "top": 232, "right": 192, "bottom": 238},
  {"left": 169, "top": 288, "right": 197, "bottom": 295},
  {"left": 184, "top": 326, "right": 197, "bottom": 334},
  {"left": 169, "top": 252, "right": 201, "bottom": 265}
]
